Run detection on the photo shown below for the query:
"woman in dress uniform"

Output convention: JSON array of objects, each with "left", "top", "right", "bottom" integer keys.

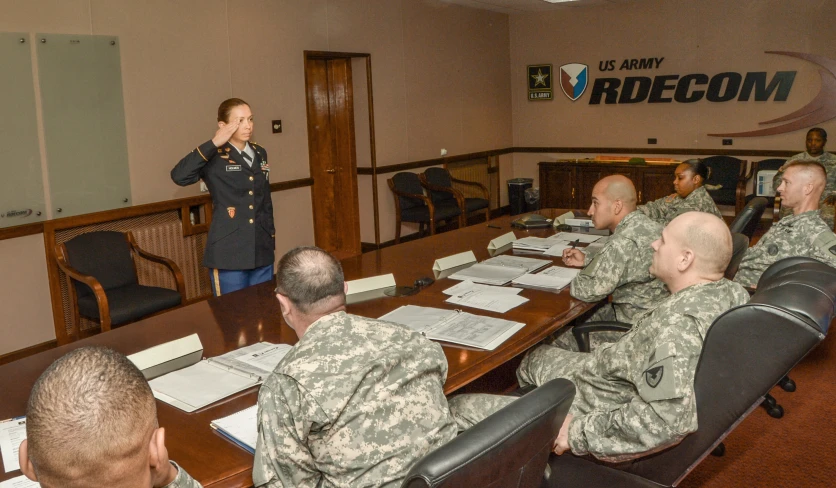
[{"left": 172, "top": 98, "right": 275, "bottom": 296}]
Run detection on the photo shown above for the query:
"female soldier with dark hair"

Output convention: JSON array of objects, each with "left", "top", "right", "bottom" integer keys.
[
  {"left": 637, "top": 159, "right": 722, "bottom": 225},
  {"left": 171, "top": 98, "right": 275, "bottom": 296}
]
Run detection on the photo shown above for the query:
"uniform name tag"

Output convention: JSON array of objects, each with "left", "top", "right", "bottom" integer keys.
[{"left": 226, "top": 165, "right": 242, "bottom": 172}]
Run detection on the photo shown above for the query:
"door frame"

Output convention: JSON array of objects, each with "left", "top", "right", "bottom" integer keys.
[{"left": 303, "top": 50, "right": 380, "bottom": 247}]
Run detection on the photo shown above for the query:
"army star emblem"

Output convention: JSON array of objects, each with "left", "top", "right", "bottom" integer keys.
[
  {"left": 645, "top": 365, "right": 664, "bottom": 388},
  {"left": 531, "top": 68, "right": 549, "bottom": 87}
]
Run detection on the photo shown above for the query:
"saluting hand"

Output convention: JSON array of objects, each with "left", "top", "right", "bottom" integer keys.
[
  {"left": 212, "top": 119, "right": 240, "bottom": 147},
  {"left": 562, "top": 248, "right": 586, "bottom": 267}
]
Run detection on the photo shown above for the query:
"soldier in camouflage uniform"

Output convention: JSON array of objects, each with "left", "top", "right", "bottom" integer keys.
[
  {"left": 449, "top": 213, "right": 749, "bottom": 462},
  {"left": 254, "top": 246, "right": 457, "bottom": 488},
  {"left": 736, "top": 160, "right": 836, "bottom": 288},
  {"left": 553, "top": 175, "right": 669, "bottom": 351},
  {"left": 771, "top": 128, "right": 836, "bottom": 228},
  {"left": 638, "top": 160, "right": 723, "bottom": 225},
  {"left": 20, "top": 346, "right": 202, "bottom": 488}
]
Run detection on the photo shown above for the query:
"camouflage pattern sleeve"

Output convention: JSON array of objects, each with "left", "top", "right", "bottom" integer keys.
[
  {"left": 253, "top": 375, "right": 327, "bottom": 488},
  {"left": 570, "top": 240, "right": 631, "bottom": 303},
  {"left": 636, "top": 195, "right": 669, "bottom": 222},
  {"left": 448, "top": 393, "right": 518, "bottom": 432},
  {"left": 811, "top": 230, "right": 836, "bottom": 267},
  {"left": 164, "top": 462, "right": 203, "bottom": 488},
  {"left": 567, "top": 330, "right": 700, "bottom": 462},
  {"left": 677, "top": 187, "right": 722, "bottom": 220}
]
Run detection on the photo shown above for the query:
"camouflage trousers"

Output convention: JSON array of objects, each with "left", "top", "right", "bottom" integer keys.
[{"left": 550, "top": 304, "right": 625, "bottom": 352}]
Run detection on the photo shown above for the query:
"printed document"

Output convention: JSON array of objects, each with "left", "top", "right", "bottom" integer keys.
[
  {"left": 512, "top": 266, "right": 581, "bottom": 290},
  {"left": 447, "top": 263, "right": 526, "bottom": 286},
  {"left": 481, "top": 255, "right": 551, "bottom": 272},
  {"left": 211, "top": 405, "right": 258, "bottom": 454},
  {"left": 0, "top": 475, "right": 39, "bottom": 487},
  {"left": 379, "top": 305, "right": 526, "bottom": 350},
  {"left": 443, "top": 280, "right": 528, "bottom": 313},
  {"left": 0, "top": 418, "right": 26, "bottom": 473}
]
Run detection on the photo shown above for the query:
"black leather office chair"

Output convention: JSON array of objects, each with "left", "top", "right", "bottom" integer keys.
[
  {"left": 725, "top": 232, "right": 750, "bottom": 280},
  {"left": 545, "top": 280, "right": 832, "bottom": 488},
  {"left": 388, "top": 172, "right": 462, "bottom": 244},
  {"left": 729, "top": 197, "right": 768, "bottom": 240},
  {"left": 55, "top": 231, "right": 185, "bottom": 340},
  {"left": 701, "top": 156, "right": 750, "bottom": 214},
  {"left": 421, "top": 167, "right": 490, "bottom": 227},
  {"left": 402, "top": 379, "right": 575, "bottom": 488}
]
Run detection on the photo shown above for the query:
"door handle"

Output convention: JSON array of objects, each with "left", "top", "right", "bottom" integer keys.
[
  {"left": 326, "top": 168, "right": 336, "bottom": 174},
  {"left": 638, "top": 191, "right": 642, "bottom": 203}
]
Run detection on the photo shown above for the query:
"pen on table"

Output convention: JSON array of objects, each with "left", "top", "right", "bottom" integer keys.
[
  {"left": 570, "top": 239, "right": 580, "bottom": 249},
  {"left": 487, "top": 224, "right": 501, "bottom": 229}
]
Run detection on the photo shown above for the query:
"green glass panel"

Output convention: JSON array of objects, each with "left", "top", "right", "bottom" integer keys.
[
  {"left": 37, "top": 33, "right": 131, "bottom": 218},
  {"left": 0, "top": 33, "right": 46, "bottom": 228}
]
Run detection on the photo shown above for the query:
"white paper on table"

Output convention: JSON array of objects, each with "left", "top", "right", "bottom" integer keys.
[
  {"left": 445, "top": 289, "right": 529, "bottom": 313},
  {"left": 447, "top": 263, "right": 526, "bottom": 286},
  {"left": 429, "top": 313, "right": 526, "bottom": 350},
  {"left": 433, "top": 250, "right": 477, "bottom": 271},
  {"left": 553, "top": 232, "right": 602, "bottom": 243},
  {"left": 0, "top": 475, "right": 39, "bottom": 488},
  {"left": 481, "top": 255, "right": 551, "bottom": 272},
  {"left": 513, "top": 266, "right": 581, "bottom": 290},
  {"left": 512, "top": 235, "right": 568, "bottom": 251},
  {"left": 542, "top": 241, "right": 573, "bottom": 256},
  {"left": 379, "top": 305, "right": 459, "bottom": 333},
  {"left": 0, "top": 418, "right": 26, "bottom": 473},
  {"left": 487, "top": 232, "right": 517, "bottom": 251},
  {"left": 443, "top": 280, "right": 522, "bottom": 297},
  {"left": 345, "top": 274, "right": 396, "bottom": 295},
  {"left": 226, "top": 343, "right": 293, "bottom": 375}
]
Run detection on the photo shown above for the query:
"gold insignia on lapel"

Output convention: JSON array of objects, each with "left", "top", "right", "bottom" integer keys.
[{"left": 227, "top": 207, "right": 236, "bottom": 218}]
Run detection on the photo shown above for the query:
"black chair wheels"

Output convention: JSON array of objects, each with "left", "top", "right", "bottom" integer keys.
[
  {"left": 779, "top": 376, "right": 796, "bottom": 392},
  {"left": 711, "top": 443, "right": 726, "bottom": 457},
  {"left": 762, "top": 394, "right": 785, "bottom": 419}
]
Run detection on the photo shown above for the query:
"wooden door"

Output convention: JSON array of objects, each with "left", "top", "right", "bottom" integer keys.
[
  {"left": 539, "top": 164, "right": 577, "bottom": 209},
  {"left": 305, "top": 56, "right": 361, "bottom": 258},
  {"left": 640, "top": 167, "right": 677, "bottom": 204}
]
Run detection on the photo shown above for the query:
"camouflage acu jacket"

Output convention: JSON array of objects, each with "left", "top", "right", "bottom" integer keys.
[
  {"left": 519, "top": 279, "right": 749, "bottom": 462},
  {"left": 166, "top": 462, "right": 202, "bottom": 488},
  {"left": 638, "top": 185, "right": 722, "bottom": 225},
  {"left": 253, "top": 311, "right": 457, "bottom": 488},
  {"left": 734, "top": 210, "right": 836, "bottom": 288},
  {"left": 571, "top": 210, "right": 669, "bottom": 324}
]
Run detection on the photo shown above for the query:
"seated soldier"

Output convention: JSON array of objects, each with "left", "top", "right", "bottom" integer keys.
[
  {"left": 19, "top": 346, "right": 201, "bottom": 488},
  {"left": 637, "top": 159, "right": 723, "bottom": 225},
  {"left": 254, "top": 246, "right": 457, "bottom": 488},
  {"left": 772, "top": 128, "right": 836, "bottom": 227},
  {"left": 449, "top": 212, "right": 749, "bottom": 462},
  {"left": 735, "top": 160, "right": 836, "bottom": 289},
  {"left": 554, "top": 175, "right": 669, "bottom": 351}
]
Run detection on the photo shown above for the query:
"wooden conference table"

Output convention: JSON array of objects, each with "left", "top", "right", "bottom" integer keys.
[{"left": 0, "top": 209, "right": 597, "bottom": 486}]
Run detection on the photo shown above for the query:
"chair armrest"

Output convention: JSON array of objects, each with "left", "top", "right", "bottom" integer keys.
[
  {"left": 54, "top": 245, "right": 112, "bottom": 332},
  {"left": 572, "top": 321, "right": 632, "bottom": 353},
  {"left": 450, "top": 177, "right": 490, "bottom": 200},
  {"left": 735, "top": 160, "right": 751, "bottom": 214},
  {"left": 126, "top": 233, "right": 186, "bottom": 300},
  {"left": 389, "top": 185, "right": 433, "bottom": 207},
  {"left": 419, "top": 175, "right": 465, "bottom": 207}
]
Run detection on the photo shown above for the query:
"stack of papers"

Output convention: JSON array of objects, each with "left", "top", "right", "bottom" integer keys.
[
  {"left": 379, "top": 305, "right": 526, "bottom": 350},
  {"left": 481, "top": 255, "right": 551, "bottom": 272},
  {"left": 211, "top": 405, "right": 258, "bottom": 454},
  {"left": 447, "top": 263, "right": 526, "bottom": 286},
  {"left": 0, "top": 417, "right": 26, "bottom": 473},
  {"left": 0, "top": 476, "right": 39, "bottom": 487},
  {"left": 512, "top": 266, "right": 581, "bottom": 290},
  {"left": 512, "top": 235, "right": 568, "bottom": 251},
  {"left": 443, "top": 280, "right": 529, "bottom": 313}
]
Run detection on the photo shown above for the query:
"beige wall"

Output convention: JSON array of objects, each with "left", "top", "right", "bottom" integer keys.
[
  {"left": 0, "top": 0, "right": 512, "bottom": 352},
  {"left": 0, "top": 235, "right": 53, "bottom": 356},
  {"left": 509, "top": 0, "right": 836, "bottom": 181}
]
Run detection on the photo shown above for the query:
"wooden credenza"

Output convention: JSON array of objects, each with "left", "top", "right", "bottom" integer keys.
[{"left": 539, "top": 160, "right": 679, "bottom": 210}]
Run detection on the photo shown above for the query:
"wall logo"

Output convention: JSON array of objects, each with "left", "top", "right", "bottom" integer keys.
[
  {"left": 528, "top": 64, "right": 553, "bottom": 101},
  {"left": 560, "top": 63, "right": 588, "bottom": 101},
  {"left": 1, "top": 209, "right": 33, "bottom": 218},
  {"left": 708, "top": 51, "right": 836, "bottom": 137}
]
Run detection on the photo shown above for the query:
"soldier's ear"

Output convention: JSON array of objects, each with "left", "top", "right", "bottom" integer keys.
[
  {"left": 677, "top": 248, "right": 695, "bottom": 272},
  {"left": 612, "top": 199, "right": 623, "bottom": 215}
]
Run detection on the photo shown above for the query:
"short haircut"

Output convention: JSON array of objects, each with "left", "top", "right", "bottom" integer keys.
[
  {"left": 680, "top": 212, "right": 732, "bottom": 274},
  {"left": 680, "top": 159, "right": 710, "bottom": 182},
  {"left": 275, "top": 246, "right": 345, "bottom": 314},
  {"left": 217, "top": 97, "right": 249, "bottom": 122},
  {"left": 809, "top": 127, "right": 828, "bottom": 140},
  {"left": 783, "top": 160, "right": 827, "bottom": 189},
  {"left": 26, "top": 347, "right": 156, "bottom": 483}
]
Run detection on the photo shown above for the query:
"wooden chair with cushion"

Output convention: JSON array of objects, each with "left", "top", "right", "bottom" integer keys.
[
  {"left": 700, "top": 156, "right": 752, "bottom": 214},
  {"left": 420, "top": 167, "right": 490, "bottom": 227},
  {"left": 388, "top": 172, "right": 462, "bottom": 244},
  {"left": 55, "top": 230, "right": 185, "bottom": 339}
]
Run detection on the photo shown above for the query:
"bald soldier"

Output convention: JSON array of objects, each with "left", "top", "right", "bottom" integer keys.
[
  {"left": 254, "top": 246, "right": 456, "bottom": 487},
  {"left": 735, "top": 160, "right": 836, "bottom": 288},
  {"left": 19, "top": 347, "right": 201, "bottom": 488},
  {"left": 554, "top": 175, "right": 669, "bottom": 351},
  {"left": 449, "top": 213, "right": 749, "bottom": 462}
]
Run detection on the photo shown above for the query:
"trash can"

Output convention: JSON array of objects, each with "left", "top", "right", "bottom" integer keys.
[
  {"left": 507, "top": 178, "right": 533, "bottom": 215},
  {"left": 524, "top": 187, "right": 540, "bottom": 212}
]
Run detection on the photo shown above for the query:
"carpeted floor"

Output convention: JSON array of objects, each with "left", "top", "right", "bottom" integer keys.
[{"left": 680, "top": 320, "right": 836, "bottom": 488}]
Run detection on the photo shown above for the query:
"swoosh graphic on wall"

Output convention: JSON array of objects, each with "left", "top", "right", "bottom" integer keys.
[{"left": 708, "top": 51, "right": 836, "bottom": 137}]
